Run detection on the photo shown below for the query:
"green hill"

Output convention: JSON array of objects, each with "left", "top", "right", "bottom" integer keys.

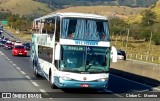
[
  {"left": 0, "top": 0, "right": 53, "bottom": 16},
  {"left": 127, "top": 0, "right": 160, "bottom": 23}
]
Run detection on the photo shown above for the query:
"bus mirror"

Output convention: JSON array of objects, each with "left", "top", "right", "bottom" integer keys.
[
  {"left": 55, "top": 43, "right": 60, "bottom": 60},
  {"left": 111, "top": 46, "right": 117, "bottom": 62}
]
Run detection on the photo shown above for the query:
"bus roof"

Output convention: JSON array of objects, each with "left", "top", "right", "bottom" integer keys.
[{"left": 34, "top": 12, "right": 107, "bottom": 21}]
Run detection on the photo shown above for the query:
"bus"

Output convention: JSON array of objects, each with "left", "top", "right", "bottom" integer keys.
[{"left": 31, "top": 12, "right": 117, "bottom": 89}]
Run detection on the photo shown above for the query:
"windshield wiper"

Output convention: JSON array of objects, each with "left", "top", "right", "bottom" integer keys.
[{"left": 86, "top": 64, "right": 93, "bottom": 71}]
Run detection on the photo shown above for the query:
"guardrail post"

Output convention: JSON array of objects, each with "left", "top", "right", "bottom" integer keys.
[
  {"left": 140, "top": 55, "right": 142, "bottom": 60},
  {"left": 146, "top": 55, "right": 148, "bottom": 61},
  {"left": 131, "top": 54, "right": 132, "bottom": 58},
  {"left": 151, "top": 56, "right": 154, "bottom": 62},
  {"left": 136, "top": 54, "right": 138, "bottom": 59},
  {"left": 159, "top": 57, "right": 160, "bottom": 67}
]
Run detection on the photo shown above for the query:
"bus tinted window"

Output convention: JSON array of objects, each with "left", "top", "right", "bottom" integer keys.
[
  {"left": 61, "top": 18, "right": 110, "bottom": 41},
  {"left": 42, "top": 17, "right": 55, "bottom": 36},
  {"left": 38, "top": 45, "right": 53, "bottom": 63}
]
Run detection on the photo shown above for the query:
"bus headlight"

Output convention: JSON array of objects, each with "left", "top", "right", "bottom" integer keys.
[
  {"left": 60, "top": 76, "right": 72, "bottom": 81},
  {"left": 97, "top": 78, "right": 108, "bottom": 82}
]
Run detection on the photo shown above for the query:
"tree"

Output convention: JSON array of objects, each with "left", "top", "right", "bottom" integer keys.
[
  {"left": 152, "top": 33, "right": 160, "bottom": 45},
  {"left": 109, "top": 18, "right": 129, "bottom": 35},
  {"left": 141, "top": 10, "right": 157, "bottom": 26},
  {"left": 139, "top": 27, "right": 152, "bottom": 41}
]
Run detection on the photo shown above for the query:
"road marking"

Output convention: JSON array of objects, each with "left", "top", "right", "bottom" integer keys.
[
  {"left": 26, "top": 76, "right": 31, "bottom": 80},
  {"left": 20, "top": 71, "right": 26, "bottom": 75},
  {"left": 9, "top": 61, "right": 13, "bottom": 63},
  {"left": 39, "top": 89, "right": 48, "bottom": 96},
  {"left": 152, "top": 87, "right": 160, "bottom": 91},
  {"left": 0, "top": 51, "right": 4, "bottom": 55},
  {"left": 104, "top": 89, "right": 123, "bottom": 97},
  {"left": 12, "top": 64, "right": 17, "bottom": 66},
  {"left": 31, "top": 81, "right": 39, "bottom": 87},
  {"left": 110, "top": 74, "right": 160, "bottom": 91},
  {"left": 16, "top": 67, "right": 21, "bottom": 70},
  {"left": 7, "top": 59, "right": 10, "bottom": 61}
]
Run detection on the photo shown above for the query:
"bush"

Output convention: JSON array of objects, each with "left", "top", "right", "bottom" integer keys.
[{"left": 152, "top": 33, "right": 160, "bottom": 45}]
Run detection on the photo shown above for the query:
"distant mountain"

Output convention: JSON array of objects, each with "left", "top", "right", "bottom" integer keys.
[
  {"left": 34, "top": 0, "right": 158, "bottom": 10},
  {"left": 0, "top": 0, "right": 53, "bottom": 16}
]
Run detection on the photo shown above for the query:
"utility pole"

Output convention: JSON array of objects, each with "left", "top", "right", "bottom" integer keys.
[
  {"left": 148, "top": 32, "right": 152, "bottom": 54},
  {"left": 125, "top": 29, "right": 129, "bottom": 48}
]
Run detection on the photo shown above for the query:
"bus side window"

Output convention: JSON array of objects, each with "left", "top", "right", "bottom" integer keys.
[
  {"left": 42, "top": 17, "right": 55, "bottom": 38},
  {"left": 67, "top": 20, "right": 77, "bottom": 38}
]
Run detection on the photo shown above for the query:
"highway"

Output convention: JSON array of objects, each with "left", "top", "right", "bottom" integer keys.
[{"left": 0, "top": 30, "right": 159, "bottom": 101}]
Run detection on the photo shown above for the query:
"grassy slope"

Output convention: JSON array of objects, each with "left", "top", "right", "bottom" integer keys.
[
  {"left": 0, "top": 0, "right": 53, "bottom": 15},
  {"left": 127, "top": 0, "right": 160, "bottom": 23},
  {"left": 54, "top": 6, "right": 147, "bottom": 19},
  {"left": 151, "top": 0, "right": 160, "bottom": 21}
]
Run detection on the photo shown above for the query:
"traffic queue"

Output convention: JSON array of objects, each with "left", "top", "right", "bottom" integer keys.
[{"left": 0, "top": 36, "right": 30, "bottom": 57}]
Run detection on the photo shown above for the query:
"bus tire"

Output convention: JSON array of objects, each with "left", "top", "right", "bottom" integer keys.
[
  {"left": 33, "top": 62, "right": 40, "bottom": 78},
  {"left": 50, "top": 72, "right": 57, "bottom": 89}
]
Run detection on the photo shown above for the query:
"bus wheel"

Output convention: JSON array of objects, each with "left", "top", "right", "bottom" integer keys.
[
  {"left": 33, "top": 63, "right": 39, "bottom": 78},
  {"left": 50, "top": 72, "right": 57, "bottom": 89}
]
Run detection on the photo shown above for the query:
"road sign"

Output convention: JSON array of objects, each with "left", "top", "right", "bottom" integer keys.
[{"left": 1, "top": 20, "right": 8, "bottom": 26}]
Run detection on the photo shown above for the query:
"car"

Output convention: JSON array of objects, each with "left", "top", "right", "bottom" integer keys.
[
  {"left": 0, "top": 36, "right": 4, "bottom": 39},
  {"left": 23, "top": 42, "right": 31, "bottom": 50},
  {"left": 118, "top": 50, "right": 126, "bottom": 60},
  {"left": 11, "top": 40, "right": 16, "bottom": 44},
  {"left": 4, "top": 38, "right": 9, "bottom": 40},
  {"left": 12, "top": 45, "right": 27, "bottom": 56},
  {"left": 14, "top": 41, "right": 23, "bottom": 45},
  {"left": 4, "top": 42, "right": 14, "bottom": 49},
  {"left": 117, "top": 51, "right": 124, "bottom": 60},
  {"left": 0, "top": 26, "right": 3, "bottom": 36},
  {"left": 0, "top": 40, "right": 6, "bottom": 47}
]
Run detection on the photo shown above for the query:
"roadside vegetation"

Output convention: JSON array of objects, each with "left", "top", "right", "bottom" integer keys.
[{"left": 109, "top": 9, "right": 160, "bottom": 63}]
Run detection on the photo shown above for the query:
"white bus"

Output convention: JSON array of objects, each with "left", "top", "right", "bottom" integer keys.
[{"left": 31, "top": 12, "right": 117, "bottom": 89}]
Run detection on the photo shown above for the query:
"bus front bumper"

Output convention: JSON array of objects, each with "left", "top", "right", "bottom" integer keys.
[{"left": 54, "top": 77, "right": 108, "bottom": 89}]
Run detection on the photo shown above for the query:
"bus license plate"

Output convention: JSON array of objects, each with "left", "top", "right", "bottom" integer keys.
[{"left": 80, "top": 84, "right": 89, "bottom": 87}]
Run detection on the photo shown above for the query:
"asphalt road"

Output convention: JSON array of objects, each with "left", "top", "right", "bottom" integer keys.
[{"left": 0, "top": 30, "right": 159, "bottom": 101}]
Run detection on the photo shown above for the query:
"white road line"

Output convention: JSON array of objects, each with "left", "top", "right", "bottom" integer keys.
[
  {"left": 9, "top": 61, "right": 13, "bottom": 63},
  {"left": 26, "top": 76, "right": 31, "bottom": 80},
  {"left": 16, "top": 67, "right": 21, "bottom": 70},
  {"left": 12, "top": 64, "right": 17, "bottom": 66},
  {"left": 110, "top": 74, "right": 160, "bottom": 91},
  {"left": 39, "top": 89, "right": 48, "bottom": 96},
  {"left": 152, "top": 87, "right": 160, "bottom": 91},
  {"left": 31, "top": 81, "right": 39, "bottom": 87},
  {"left": 20, "top": 71, "right": 26, "bottom": 75},
  {"left": 7, "top": 59, "right": 10, "bottom": 61},
  {"left": 0, "top": 51, "right": 4, "bottom": 55},
  {"left": 104, "top": 89, "right": 123, "bottom": 97}
]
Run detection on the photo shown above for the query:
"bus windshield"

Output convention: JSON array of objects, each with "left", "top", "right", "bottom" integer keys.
[
  {"left": 61, "top": 18, "right": 110, "bottom": 41},
  {"left": 60, "top": 45, "right": 110, "bottom": 73}
]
